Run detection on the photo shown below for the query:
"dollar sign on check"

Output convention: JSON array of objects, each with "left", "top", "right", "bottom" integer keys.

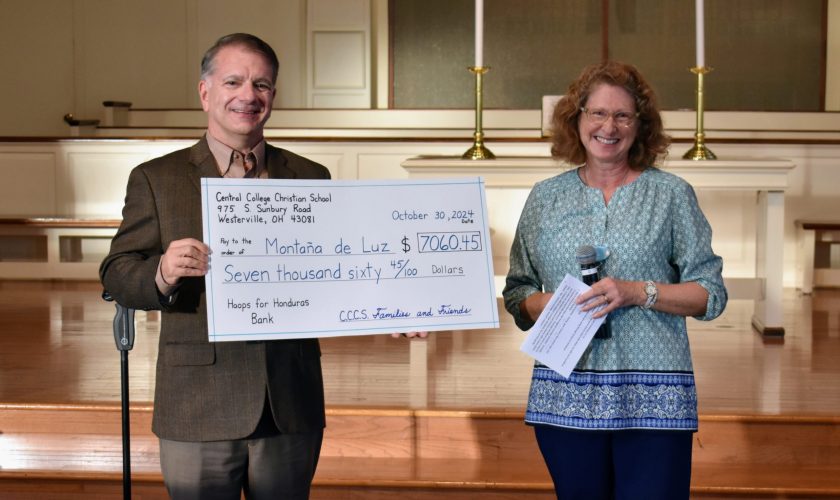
[{"left": 401, "top": 235, "right": 411, "bottom": 253}]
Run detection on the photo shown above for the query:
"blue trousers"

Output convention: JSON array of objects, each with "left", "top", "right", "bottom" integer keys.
[{"left": 534, "top": 425, "right": 693, "bottom": 500}]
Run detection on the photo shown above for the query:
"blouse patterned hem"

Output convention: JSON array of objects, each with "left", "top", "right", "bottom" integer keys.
[
  {"left": 524, "top": 413, "right": 698, "bottom": 431},
  {"left": 525, "top": 368, "right": 699, "bottom": 432}
]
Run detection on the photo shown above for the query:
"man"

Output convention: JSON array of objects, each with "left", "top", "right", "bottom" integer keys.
[{"left": 100, "top": 33, "right": 328, "bottom": 500}]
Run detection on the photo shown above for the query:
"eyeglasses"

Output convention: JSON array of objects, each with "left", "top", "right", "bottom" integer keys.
[{"left": 580, "top": 107, "right": 639, "bottom": 128}]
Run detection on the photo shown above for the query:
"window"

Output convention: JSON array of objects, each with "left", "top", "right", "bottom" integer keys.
[{"left": 390, "top": 0, "right": 825, "bottom": 111}]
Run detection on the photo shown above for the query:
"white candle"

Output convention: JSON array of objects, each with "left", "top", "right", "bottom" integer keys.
[
  {"left": 695, "top": 0, "right": 705, "bottom": 68},
  {"left": 475, "top": 0, "right": 484, "bottom": 67}
]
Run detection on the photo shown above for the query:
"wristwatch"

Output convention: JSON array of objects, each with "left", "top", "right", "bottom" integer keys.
[{"left": 642, "top": 280, "right": 658, "bottom": 309}]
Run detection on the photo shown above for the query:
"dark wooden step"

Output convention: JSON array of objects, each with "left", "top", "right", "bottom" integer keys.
[{"left": 2, "top": 403, "right": 840, "bottom": 499}]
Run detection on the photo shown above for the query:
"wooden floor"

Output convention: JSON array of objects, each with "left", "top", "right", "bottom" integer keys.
[
  {"left": 1, "top": 279, "right": 840, "bottom": 499},
  {"left": 1, "top": 279, "right": 839, "bottom": 415}
]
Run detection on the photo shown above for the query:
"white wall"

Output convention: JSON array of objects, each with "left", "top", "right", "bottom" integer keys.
[
  {"left": 2, "top": 138, "right": 839, "bottom": 288},
  {"left": 827, "top": 0, "right": 840, "bottom": 111},
  {"left": 72, "top": 0, "right": 191, "bottom": 115},
  {"left": 0, "top": 0, "right": 75, "bottom": 136},
  {"left": 0, "top": 0, "right": 308, "bottom": 136},
  {"left": 306, "top": 0, "right": 372, "bottom": 108},
  {"left": 1, "top": 0, "right": 839, "bottom": 136},
  {"left": 186, "top": 0, "right": 308, "bottom": 109}
]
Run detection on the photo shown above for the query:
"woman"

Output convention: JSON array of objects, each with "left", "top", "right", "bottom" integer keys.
[{"left": 503, "top": 61, "right": 727, "bottom": 499}]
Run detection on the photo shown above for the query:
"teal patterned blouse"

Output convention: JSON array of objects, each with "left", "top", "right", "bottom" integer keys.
[{"left": 503, "top": 167, "right": 727, "bottom": 431}]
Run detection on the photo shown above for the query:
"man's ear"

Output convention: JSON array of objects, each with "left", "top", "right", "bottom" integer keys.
[
  {"left": 269, "top": 86, "right": 277, "bottom": 107},
  {"left": 198, "top": 80, "right": 210, "bottom": 112}
]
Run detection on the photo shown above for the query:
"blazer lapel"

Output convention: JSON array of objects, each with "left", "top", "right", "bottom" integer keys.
[
  {"left": 266, "top": 144, "right": 298, "bottom": 180},
  {"left": 187, "top": 138, "right": 296, "bottom": 186},
  {"left": 188, "top": 136, "right": 222, "bottom": 193}
]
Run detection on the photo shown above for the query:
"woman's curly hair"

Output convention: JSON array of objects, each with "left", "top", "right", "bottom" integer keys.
[{"left": 550, "top": 61, "right": 670, "bottom": 169}]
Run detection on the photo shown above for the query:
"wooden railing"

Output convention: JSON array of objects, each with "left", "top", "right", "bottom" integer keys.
[{"left": 74, "top": 104, "right": 840, "bottom": 143}]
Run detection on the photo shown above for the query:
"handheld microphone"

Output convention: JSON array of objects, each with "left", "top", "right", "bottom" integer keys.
[
  {"left": 575, "top": 245, "right": 611, "bottom": 339},
  {"left": 576, "top": 245, "right": 600, "bottom": 286}
]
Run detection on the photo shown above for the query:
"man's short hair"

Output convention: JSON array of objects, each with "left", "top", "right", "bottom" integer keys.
[{"left": 200, "top": 33, "right": 279, "bottom": 84}]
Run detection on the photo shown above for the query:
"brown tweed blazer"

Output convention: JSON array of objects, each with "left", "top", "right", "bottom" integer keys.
[{"left": 100, "top": 136, "right": 328, "bottom": 441}]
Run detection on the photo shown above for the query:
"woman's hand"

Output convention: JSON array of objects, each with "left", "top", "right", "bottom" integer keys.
[
  {"left": 519, "top": 292, "right": 554, "bottom": 324},
  {"left": 576, "top": 277, "right": 642, "bottom": 319},
  {"left": 576, "top": 278, "right": 710, "bottom": 318}
]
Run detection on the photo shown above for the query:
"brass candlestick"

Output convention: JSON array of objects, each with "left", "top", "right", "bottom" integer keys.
[
  {"left": 462, "top": 66, "right": 495, "bottom": 160},
  {"left": 683, "top": 66, "right": 716, "bottom": 160}
]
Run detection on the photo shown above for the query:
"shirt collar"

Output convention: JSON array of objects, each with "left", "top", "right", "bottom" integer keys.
[{"left": 205, "top": 132, "right": 267, "bottom": 178}]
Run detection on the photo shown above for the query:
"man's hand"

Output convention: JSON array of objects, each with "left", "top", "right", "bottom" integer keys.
[
  {"left": 160, "top": 238, "right": 211, "bottom": 285},
  {"left": 390, "top": 331, "right": 429, "bottom": 339}
]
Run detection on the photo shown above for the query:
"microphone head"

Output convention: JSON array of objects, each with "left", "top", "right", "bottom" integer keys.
[{"left": 575, "top": 245, "right": 597, "bottom": 265}]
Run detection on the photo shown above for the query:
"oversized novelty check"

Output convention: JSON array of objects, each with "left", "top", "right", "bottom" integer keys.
[{"left": 201, "top": 177, "right": 499, "bottom": 341}]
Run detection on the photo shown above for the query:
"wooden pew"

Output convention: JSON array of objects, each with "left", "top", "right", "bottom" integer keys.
[
  {"left": 0, "top": 217, "right": 120, "bottom": 279},
  {"left": 797, "top": 220, "right": 840, "bottom": 293}
]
